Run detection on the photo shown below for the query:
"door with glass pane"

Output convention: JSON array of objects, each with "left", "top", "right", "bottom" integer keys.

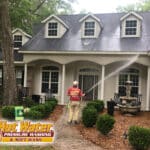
[{"left": 79, "top": 75, "right": 98, "bottom": 100}]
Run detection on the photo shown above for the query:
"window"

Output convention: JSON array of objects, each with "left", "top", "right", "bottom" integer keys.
[
  {"left": 125, "top": 20, "right": 137, "bottom": 35},
  {"left": 84, "top": 21, "right": 95, "bottom": 36},
  {"left": 41, "top": 66, "right": 59, "bottom": 94},
  {"left": 0, "top": 69, "right": 2, "bottom": 86},
  {"left": 48, "top": 22, "right": 58, "bottom": 36},
  {"left": 118, "top": 68, "right": 139, "bottom": 97},
  {"left": 14, "top": 35, "right": 22, "bottom": 48},
  {"left": 16, "top": 69, "right": 23, "bottom": 85}
]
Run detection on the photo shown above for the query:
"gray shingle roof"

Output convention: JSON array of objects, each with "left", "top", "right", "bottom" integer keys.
[{"left": 22, "top": 12, "right": 150, "bottom": 52}]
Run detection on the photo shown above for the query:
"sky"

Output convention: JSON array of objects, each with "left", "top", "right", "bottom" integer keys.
[{"left": 72, "top": 0, "right": 142, "bottom": 14}]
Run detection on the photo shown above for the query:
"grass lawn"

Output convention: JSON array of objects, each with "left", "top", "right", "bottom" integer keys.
[{"left": 0, "top": 145, "right": 55, "bottom": 150}]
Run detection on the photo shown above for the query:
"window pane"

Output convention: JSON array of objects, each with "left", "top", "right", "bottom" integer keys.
[
  {"left": 119, "top": 74, "right": 128, "bottom": 85},
  {"left": 126, "top": 20, "right": 137, "bottom": 27},
  {"left": 130, "top": 74, "right": 139, "bottom": 86},
  {"left": 48, "top": 22, "right": 57, "bottom": 36},
  {"left": 51, "top": 72, "right": 58, "bottom": 82},
  {"left": 42, "top": 72, "right": 49, "bottom": 82},
  {"left": 125, "top": 28, "right": 136, "bottom": 35},
  {"left": 85, "top": 22, "right": 95, "bottom": 28},
  {"left": 42, "top": 83, "right": 49, "bottom": 93},
  {"left": 84, "top": 21, "right": 95, "bottom": 36},
  {"left": 119, "top": 86, "right": 126, "bottom": 96},
  {"left": 48, "top": 30, "right": 57, "bottom": 36},
  {"left": 14, "top": 35, "right": 22, "bottom": 41},
  {"left": 51, "top": 83, "right": 58, "bottom": 93},
  {"left": 85, "top": 29, "right": 94, "bottom": 36}
]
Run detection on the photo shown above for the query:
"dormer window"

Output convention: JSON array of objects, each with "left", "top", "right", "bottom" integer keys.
[
  {"left": 79, "top": 14, "right": 102, "bottom": 38},
  {"left": 48, "top": 22, "right": 58, "bottom": 36},
  {"left": 84, "top": 21, "right": 95, "bottom": 36},
  {"left": 14, "top": 35, "right": 22, "bottom": 48},
  {"left": 120, "top": 12, "right": 143, "bottom": 38},
  {"left": 125, "top": 20, "right": 137, "bottom": 35}
]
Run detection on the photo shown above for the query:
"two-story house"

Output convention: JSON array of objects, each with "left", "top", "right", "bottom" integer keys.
[{"left": 0, "top": 12, "right": 150, "bottom": 111}]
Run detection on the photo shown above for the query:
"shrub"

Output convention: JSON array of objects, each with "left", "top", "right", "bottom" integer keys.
[
  {"left": 31, "top": 104, "right": 46, "bottom": 118},
  {"left": 96, "top": 114, "right": 115, "bottom": 135},
  {"left": 128, "top": 126, "right": 150, "bottom": 150},
  {"left": 43, "top": 103, "right": 53, "bottom": 117},
  {"left": 2, "top": 106, "right": 15, "bottom": 120},
  {"left": 82, "top": 106, "right": 98, "bottom": 127},
  {"left": 23, "top": 97, "right": 36, "bottom": 107},
  {"left": 87, "top": 100, "right": 104, "bottom": 112},
  {"left": 24, "top": 110, "right": 42, "bottom": 120},
  {"left": 45, "top": 98, "right": 58, "bottom": 110}
]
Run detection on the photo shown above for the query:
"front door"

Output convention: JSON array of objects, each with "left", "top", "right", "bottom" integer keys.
[{"left": 79, "top": 75, "right": 98, "bottom": 100}]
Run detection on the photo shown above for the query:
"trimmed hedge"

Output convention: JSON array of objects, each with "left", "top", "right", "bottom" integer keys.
[
  {"left": 2, "top": 98, "right": 58, "bottom": 120},
  {"left": 96, "top": 114, "right": 115, "bottom": 135},
  {"left": 22, "top": 97, "right": 36, "bottom": 107},
  {"left": 87, "top": 100, "right": 104, "bottom": 112},
  {"left": 128, "top": 126, "right": 150, "bottom": 150},
  {"left": 2, "top": 106, "right": 15, "bottom": 120},
  {"left": 24, "top": 110, "right": 43, "bottom": 120},
  {"left": 82, "top": 106, "right": 98, "bottom": 127}
]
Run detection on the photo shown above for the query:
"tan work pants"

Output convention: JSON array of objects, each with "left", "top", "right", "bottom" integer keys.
[{"left": 68, "top": 101, "right": 80, "bottom": 122}]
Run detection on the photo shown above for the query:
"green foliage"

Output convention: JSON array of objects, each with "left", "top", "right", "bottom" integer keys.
[
  {"left": 31, "top": 104, "right": 46, "bottom": 118},
  {"left": 24, "top": 110, "right": 42, "bottom": 120},
  {"left": 46, "top": 98, "right": 58, "bottom": 110},
  {"left": 96, "top": 114, "right": 115, "bottom": 135},
  {"left": 87, "top": 100, "right": 104, "bottom": 112},
  {"left": 128, "top": 126, "right": 150, "bottom": 150},
  {"left": 116, "top": 0, "right": 150, "bottom": 12},
  {"left": 2, "top": 106, "right": 15, "bottom": 120},
  {"left": 22, "top": 97, "right": 36, "bottom": 107},
  {"left": 9, "top": 0, "right": 76, "bottom": 34},
  {"left": 82, "top": 106, "right": 98, "bottom": 127}
]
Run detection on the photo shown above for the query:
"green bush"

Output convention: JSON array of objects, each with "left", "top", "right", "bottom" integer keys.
[
  {"left": 23, "top": 97, "right": 36, "bottom": 107},
  {"left": 45, "top": 98, "right": 58, "bottom": 110},
  {"left": 128, "top": 126, "right": 150, "bottom": 150},
  {"left": 82, "top": 106, "right": 98, "bottom": 127},
  {"left": 31, "top": 104, "right": 46, "bottom": 118},
  {"left": 24, "top": 110, "right": 42, "bottom": 120},
  {"left": 87, "top": 100, "right": 104, "bottom": 112},
  {"left": 43, "top": 103, "right": 53, "bottom": 117},
  {"left": 2, "top": 106, "right": 15, "bottom": 120},
  {"left": 96, "top": 114, "right": 115, "bottom": 135}
]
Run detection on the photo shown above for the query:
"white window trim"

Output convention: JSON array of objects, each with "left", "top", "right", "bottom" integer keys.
[
  {"left": 45, "top": 21, "right": 60, "bottom": 38},
  {"left": 82, "top": 20, "right": 97, "bottom": 38},
  {"left": 116, "top": 68, "right": 141, "bottom": 95},
  {"left": 13, "top": 35, "right": 23, "bottom": 50},
  {"left": 40, "top": 65, "right": 60, "bottom": 97},
  {"left": 121, "top": 18, "right": 141, "bottom": 38}
]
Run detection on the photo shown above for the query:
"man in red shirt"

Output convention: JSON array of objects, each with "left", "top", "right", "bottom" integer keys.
[{"left": 67, "top": 80, "right": 85, "bottom": 124}]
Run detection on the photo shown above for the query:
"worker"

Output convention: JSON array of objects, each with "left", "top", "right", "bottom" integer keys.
[{"left": 67, "top": 80, "right": 85, "bottom": 124}]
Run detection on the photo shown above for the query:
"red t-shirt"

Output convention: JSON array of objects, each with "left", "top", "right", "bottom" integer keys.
[{"left": 67, "top": 87, "right": 83, "bottom": 101}]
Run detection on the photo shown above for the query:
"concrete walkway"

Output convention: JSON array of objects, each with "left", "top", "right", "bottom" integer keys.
[{"left": 52, "top": 105, "right": 103, "bottom": 150}]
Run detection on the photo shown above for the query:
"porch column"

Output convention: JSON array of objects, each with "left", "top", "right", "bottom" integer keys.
[
  {"left": 146, "top": 66, "right": 150, "bottom": 111},
  {"left": 100, "top": 65, "right": 105, "bottom": 100},
  {"left": 24, "top": 63, "right": 27, "bottom": 87},
  {"left": 61, "top": 64, "right": 66, "bottom": 105}
]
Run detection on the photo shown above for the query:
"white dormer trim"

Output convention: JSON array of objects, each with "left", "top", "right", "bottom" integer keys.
[
  {"left": 12, "top": 28, "right": 32, "bottom": 50},
  {"left": 120, "top": 12, "right": 143, "bottom": 38},
  {"left": 41, "top": 15, "right": 69, "bottom": 38},
  {"left": 120, "top": 11, "right": 143, "bottom": 21},
  {"left": 41, "top": 15, "right": 69, "bottom": 29},
  {"left": 79, "top": 14, "right": 101, "bottom": 24},
  {"left": 12, "top": 28, "right": 32, "bottom": 38},
  {"left": 79, "top": 14, "right": 102, "bottom": 38}
]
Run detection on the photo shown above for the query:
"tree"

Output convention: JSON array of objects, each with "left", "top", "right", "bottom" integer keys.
[
  {"left": 0, "top": 0, "right": 17, "bottom": 105},
  {"left": 116, "top": 0, "right": 150, "bottom": 12},
  {"left": 9, "top": 0, "right": 76, "bottom": 34}
]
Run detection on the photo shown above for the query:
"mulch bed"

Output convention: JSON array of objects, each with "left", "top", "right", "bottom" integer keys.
[
  {"left": 76, "top": 109, "right": 150, "bottom": 150},
  {"left": 47, "top": 106, "right": 150, "bottom": 150}
]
